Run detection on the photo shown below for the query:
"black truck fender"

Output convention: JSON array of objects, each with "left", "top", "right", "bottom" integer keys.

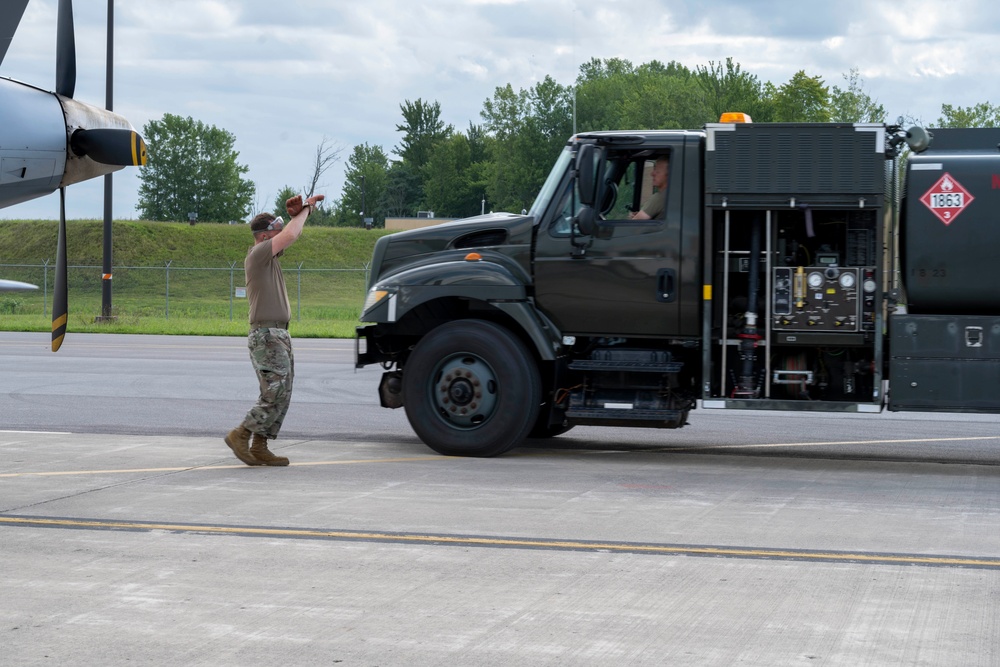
[{"left": 359, "top": 257, "right": 563, "bottom": 362}]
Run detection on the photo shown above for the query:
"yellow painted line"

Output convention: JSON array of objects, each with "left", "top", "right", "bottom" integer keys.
[
  {"left": 0, "top": 456, "right": 448, "bottom": 478},
  {"left": 1, "top": 515, "right": 998, "bottom": 569}
]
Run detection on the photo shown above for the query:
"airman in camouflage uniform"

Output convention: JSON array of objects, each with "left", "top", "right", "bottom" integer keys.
[{"left": 224, "top": 194, "right": 324, "bottom": 466}]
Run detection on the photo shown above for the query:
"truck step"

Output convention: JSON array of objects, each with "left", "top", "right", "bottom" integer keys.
[
  {"left": 566, "top": 407, "right": 686, "bottom": 422},
  {"left": 568, "top": 360, "right": 684, "bottom": 373}
]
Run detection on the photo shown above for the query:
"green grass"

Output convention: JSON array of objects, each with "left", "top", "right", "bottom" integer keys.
[{"left": 0, "top": 220, "right": 393, "bottom": 338}]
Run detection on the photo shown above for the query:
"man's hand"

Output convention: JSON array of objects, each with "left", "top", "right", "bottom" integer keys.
[
  {"left": 285, "top": 195, "right": 304, "bottom": 217},
  {"left": 285, "top": 194, "right": 325, "bottom": 217}
]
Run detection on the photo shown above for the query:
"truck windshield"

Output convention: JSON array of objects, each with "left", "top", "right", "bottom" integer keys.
[{"left": 527, "top": 146, "right": 573, "bottom": 220}]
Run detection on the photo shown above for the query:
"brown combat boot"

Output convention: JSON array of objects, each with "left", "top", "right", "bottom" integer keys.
[
  {"left": 224, "top": 425, "right": 260, "bottom": 466},
  {"left": 250, "top": 434, "right": 290, "bottom": 466}
]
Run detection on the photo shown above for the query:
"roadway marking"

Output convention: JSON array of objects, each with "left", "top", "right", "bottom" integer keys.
[
  {"left": 0, "top": 455, "right": 449, "bottom": 478},
  {"left": 2, "top": 515, "right": 998, "bottom": 570},
  {"left": 1, "top": 435, "right": 997, "bottom": 478}
]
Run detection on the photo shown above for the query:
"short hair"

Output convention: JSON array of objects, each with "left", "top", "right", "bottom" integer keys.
[{"left": 250, "top": 212, "right": 276, "bottom": 233}]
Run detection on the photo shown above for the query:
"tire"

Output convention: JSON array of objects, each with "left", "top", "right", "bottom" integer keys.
[{"left": 402, "top": 320, "right": 541, "bottom": 457}]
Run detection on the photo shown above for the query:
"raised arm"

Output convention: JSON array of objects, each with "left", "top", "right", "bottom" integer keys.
[{"left": 271, "top": 194, "right": 324, "bottom": 256}]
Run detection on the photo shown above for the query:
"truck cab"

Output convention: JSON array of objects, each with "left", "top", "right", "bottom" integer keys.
[{"left": 357, "top": 129, "right": 709, "bottom": 456}]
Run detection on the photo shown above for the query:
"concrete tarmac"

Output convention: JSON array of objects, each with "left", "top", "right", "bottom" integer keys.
[{"left": 3, "top": 427, "right": 999, "bottom": 666}]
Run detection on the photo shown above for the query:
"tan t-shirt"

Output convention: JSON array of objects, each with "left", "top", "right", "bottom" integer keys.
[
  {"left": 245, "top": 239, "right": 290, "bottom": 324},
  {"left": 640, "top": 189, "right": 666, "bottom": 219}
]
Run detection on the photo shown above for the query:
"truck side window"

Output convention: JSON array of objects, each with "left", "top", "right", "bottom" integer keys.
[
  {"left": 547, "top": 152, "right": 668, "bottom": 237},
  {"left": 624, "top": 157, "right": 669, "bottom": 221},
  {"left": 602, "top": 161, "right": 638, "bottom": 220}
]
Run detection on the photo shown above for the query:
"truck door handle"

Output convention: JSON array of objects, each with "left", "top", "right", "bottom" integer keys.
[{"left": 657, "top": 269, "right": 676, "bottom": 303}]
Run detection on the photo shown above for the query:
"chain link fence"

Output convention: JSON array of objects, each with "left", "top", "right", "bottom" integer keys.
[{"left": 0, "top": 262, "right": 371, "bottom": 322}]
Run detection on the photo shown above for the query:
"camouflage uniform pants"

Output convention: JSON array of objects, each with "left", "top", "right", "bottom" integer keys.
[{"left": 241, "top": 327, "right": 294, "bottom": 439}]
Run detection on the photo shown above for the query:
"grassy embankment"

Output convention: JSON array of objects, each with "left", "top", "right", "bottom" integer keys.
[{"left": 0, "top": 220, "right": 393, "bottom": 338}]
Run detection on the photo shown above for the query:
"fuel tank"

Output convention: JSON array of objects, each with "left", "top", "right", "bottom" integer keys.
[{"left": 902, "top": 128, "right": 1000, "bottom": 313}]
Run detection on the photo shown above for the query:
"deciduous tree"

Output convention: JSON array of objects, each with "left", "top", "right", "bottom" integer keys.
[
  {"left": 137, "top": 113, "right": 255, "bottom": 222},
  {"left": 335, "top": 143, "right": 389, "bottom": 227},
  {"left": 771, "top": 71, "right": 831, "bottom": 123},
  {"left": 394, "top": 99, "right": 453, "bottom": 170},
  {"left": 936, "top": 102, "right": 1000, "bottom": 128},
  {"left": 696, "top": 58, "right": 772, "bottom": 123},
  {"left": 829, "top": 69, "right": 885, "bottom": 123}
]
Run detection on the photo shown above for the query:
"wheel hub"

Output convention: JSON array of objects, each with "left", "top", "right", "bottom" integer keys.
[
  {"left": 447, "top": 377, "right": 476, "bottom": 406},
  {"left": 433, "top": 355, "right": 498, "bottom": 428}
]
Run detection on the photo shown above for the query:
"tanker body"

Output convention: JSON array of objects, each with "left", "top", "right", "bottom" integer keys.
[{"left": 890, "top": 128, "right": 1000, "bottom": 411}]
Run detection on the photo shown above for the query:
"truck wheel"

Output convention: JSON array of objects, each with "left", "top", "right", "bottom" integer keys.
[{"left": 402, "top": 320, "right": 540, "bottom": 457}]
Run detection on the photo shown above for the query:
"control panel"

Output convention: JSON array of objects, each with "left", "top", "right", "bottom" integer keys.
[{"left": 773, "top": 266, "right": 875, "bottom": 332}]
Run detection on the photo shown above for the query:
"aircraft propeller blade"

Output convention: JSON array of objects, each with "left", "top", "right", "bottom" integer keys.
[
  {"left": 55, "top": 0, "right": 76, "bottom": 98},
  {"left": 70, "top": 128, "right": 147, "bottom": 167},
  {"left": 52, "top": 188, "right": 68, "bottom": 352}
]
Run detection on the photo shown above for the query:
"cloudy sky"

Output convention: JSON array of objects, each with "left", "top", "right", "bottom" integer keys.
[{"left": 2, "top": 0, "right": 997, "bottom": 221}]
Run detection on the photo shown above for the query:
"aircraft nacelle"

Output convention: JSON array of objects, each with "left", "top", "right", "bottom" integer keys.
[
  {"left": 0, "top": 77, "right": 65, "bottom": 208},
  {"left": 0, "top": 77, "right": 145, "bottom": 210}
]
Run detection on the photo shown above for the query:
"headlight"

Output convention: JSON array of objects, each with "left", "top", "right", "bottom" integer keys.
[{"left": 362, "top": 288, "right": 392, "bottom": 314}]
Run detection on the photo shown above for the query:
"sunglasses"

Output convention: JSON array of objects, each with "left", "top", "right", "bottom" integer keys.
[{"left": 265, "top": 217, "right": 283, "bottom": 231}]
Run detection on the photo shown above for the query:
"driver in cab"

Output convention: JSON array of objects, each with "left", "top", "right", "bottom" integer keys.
[{"left": 629, "top": 157, "right": 668, "bottom": 220}]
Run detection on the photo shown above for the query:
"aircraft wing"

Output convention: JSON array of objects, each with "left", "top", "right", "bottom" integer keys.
[
  {"left": 0, "top": 279, "right": 39, "bottom": 292},
  {"left": 0, "top": 0, "right": 30, "bottom": 68}
]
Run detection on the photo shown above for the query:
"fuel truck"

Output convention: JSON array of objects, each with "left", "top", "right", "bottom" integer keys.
[{"left": 356, "top": 115, "right": 1000, "bottom": 456}]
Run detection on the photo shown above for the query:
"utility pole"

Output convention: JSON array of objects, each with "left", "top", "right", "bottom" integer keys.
[{"left": 98, "top": 0, "right": 115, "bottom": 322}]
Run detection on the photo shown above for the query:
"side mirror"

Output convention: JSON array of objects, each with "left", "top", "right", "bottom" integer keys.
[
  {"left": 576, "top": 144, "right": 596, "bottom": 206},
  {"left": 576, "top": 207, "right": 597, "bottom": 236}
]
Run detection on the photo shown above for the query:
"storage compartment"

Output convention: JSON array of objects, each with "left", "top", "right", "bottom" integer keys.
[
  {"left": 707, "top": 206, "right": 881, "bottom": 405},
  {"left": 705, "top": 122, "right": 885, "bottom": 207},
  {"left": 889, "top": 314, "right": 1000, "bottom": 411}
]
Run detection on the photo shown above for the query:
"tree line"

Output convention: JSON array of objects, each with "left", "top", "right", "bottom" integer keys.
[{"left": 137, "top": 58, "right": 1000, "bottom": 226}]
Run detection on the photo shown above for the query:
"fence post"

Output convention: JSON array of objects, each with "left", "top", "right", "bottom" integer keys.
[
  {"left": 229, "top": 261, "right": 236, "bottom": 321},
  {"left": 296, "top": 262, "right": 303, "bottom": 321},
  {"left": 165, "top": 260, "right": 172, "bottom": 319}
]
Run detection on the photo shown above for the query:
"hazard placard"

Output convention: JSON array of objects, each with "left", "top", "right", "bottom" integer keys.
[{"left": 919, "top": 172, "right": 974, "bottom": 226}]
